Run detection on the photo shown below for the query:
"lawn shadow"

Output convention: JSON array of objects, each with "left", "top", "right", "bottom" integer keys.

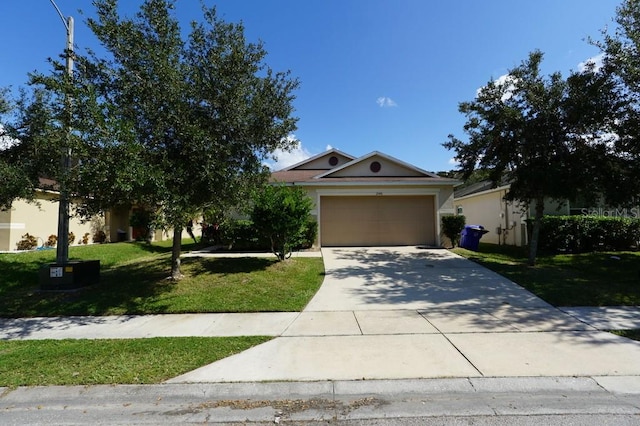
[
  {"left": 0, "top": 254, "right": 175, "bottom": 317},
  {"left": 182, "top": 256, "right": 275, "bottom": 277},
  {"left": 326, "top": 247, "right": 548, "bottom": 309},
  {"left": 0, "top": 315, "right": 135, "bottom": 340}
]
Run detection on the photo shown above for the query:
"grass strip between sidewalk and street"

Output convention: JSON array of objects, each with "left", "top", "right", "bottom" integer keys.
[{"left": 0, "top": 336, "right": 270, "bottom": 387}]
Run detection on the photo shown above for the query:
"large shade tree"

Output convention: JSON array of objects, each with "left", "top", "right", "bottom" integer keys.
[
  {"left": 597, "top": 0, "right": 640, "bottom": 206},
  {"left": 444, "top": 51, "right": 625, "bottom": 265},
  {"left": 80, "top": 0, "right": 299, "bottom": 278},
  {"left": 0, "top": 88, "right": 36, "bottom": 210}
]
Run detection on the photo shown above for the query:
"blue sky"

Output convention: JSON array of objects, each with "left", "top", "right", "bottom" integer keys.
[{"left": 1, "top": 1, "right": 621, "bottom": 172}]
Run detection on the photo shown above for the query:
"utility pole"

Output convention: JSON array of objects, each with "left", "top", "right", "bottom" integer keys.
[
  {"left": 50, "top": 0, "right": 73, "bottom": 265},
  {"left": 41, "top": 2, "right": 99, "bottom": 291}
]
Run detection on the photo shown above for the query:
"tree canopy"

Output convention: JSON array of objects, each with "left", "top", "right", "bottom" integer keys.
[
  {"left": 1, "top": 0, "right": 299, "bottom": 278},
  {"left": 444, "top": 51, "right": 625, "bottom": 265},
  {"left": 597, "top": 0, "right": 640, "bottom": 206}
]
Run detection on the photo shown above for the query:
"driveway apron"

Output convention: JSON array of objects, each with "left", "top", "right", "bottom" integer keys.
[{"left": 168, "top": 247, "right": 640, "bottom": 383}]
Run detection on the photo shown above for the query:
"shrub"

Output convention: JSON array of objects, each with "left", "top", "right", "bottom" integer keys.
[
  {"left": 251, "top": 185, "right": 313, "bottom": 260},
  {"left": 442, "top": 215, "right": 466, "bottom": 247},
  {"left": 45, "top": 234, "right": 57, "bottom": 248},
  {"left": 16, "top": 233, "right": 38, "bottom": 251},
  {"left": 68, "top": 231, "right": 76, "bottom": 245},
  {"left": 220, "top": 219, "right": 270, "bottom": 251},
  {"left": 82, "top": 233, "right": 90, "bottom": 245},
  {"left": 93, "top": 230, "right": 107, "bottom": 243},
  {"left": 296, "top": 218, "right": 318, "bottom": 250},
  {"left": 530, "top": 215, "right": 640, "bottom": 253}
]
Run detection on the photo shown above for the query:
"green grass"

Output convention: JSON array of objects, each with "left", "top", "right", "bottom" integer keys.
[
  {"left": 0, "top": 336, "right": 269, "bottom": 387},
  {"left": 0, "top": 241, "right": 325, "bottom": 317},
  {"left": 611, "top": 330, "right": 640, "bottom": 342},
  {"left": 452, "top": 243, "right": 640, "bottom": 307}
]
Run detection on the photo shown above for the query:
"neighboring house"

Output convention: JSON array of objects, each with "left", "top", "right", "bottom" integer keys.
[
  {"left": 453, "top": 180, "right": 578, "bottom": 247},
  {"left": 1, "top": 178, "right": 205, "bottom": 251},
  {"left": 0, "top": 179, "right": 101, "bottom": 251},
  {"left": 454, "top": 181, "right": 530, "bottom": 247},
  {"left": 271, "top": 149, "right": 459, "bottom": 247}
]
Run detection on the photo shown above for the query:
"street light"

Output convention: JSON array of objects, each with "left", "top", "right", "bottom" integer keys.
[{"left": 49, "top": 0, "right": 73, "bottom": 265}]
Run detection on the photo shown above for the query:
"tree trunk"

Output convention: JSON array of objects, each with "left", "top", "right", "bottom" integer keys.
[
  {"left": 528, "top": 198, "right": 545, "bottom": 267},
  {"left": 171, "top": 226, "right": 184, "bottom": 280}
]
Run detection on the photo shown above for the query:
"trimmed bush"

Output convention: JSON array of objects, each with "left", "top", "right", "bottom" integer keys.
[
  {"left": 16, "top": 233, "right": 38, "bottom": 251},
  {"left": 442, "top": 215, "right": 466, "bottom": 247},
  {"left": 529, "top": 215, "right": 640, "bottom": 253},
  {"left": 297, "top": 218, "right": 318, "bottom": 250}
]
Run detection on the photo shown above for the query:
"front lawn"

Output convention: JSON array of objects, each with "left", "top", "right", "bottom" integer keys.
[
  {"left": 452, "top": 243, "right": 640, "bottom": 307},
  {"left": 0, "top": 241, "right": 325, "bottom": 317}
]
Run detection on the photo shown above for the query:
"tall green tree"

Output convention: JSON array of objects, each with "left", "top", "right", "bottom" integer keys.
[
  {"left": 84, "top": 0, "right": 299, "bottom": 278},
  {"left": 0, "top": 88, "right": 35, "bottom": 210},
  {"left": 444, "top": 51, "right": 624, "bottom": 265},
  {"left": 596, "top": 0, "right": 640, "bottom": 206}
]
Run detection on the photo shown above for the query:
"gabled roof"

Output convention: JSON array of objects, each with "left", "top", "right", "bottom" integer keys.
[
  {"left": 315, "top": 151, "right": 441, "bottom": 179},
  {"left": 271, "top": 149, "right": 459, "bottom": 186},
  {"left": 454, "top": 176, "right": 512, "bottom": 199},
  {"left": 281, "top": 148, "right": 356, "bottom": 171}
]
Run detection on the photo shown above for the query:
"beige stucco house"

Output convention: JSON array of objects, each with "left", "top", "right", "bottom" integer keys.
[
  {"left": 454, "top": 182, "right": 529, "bottom": 247},
  {"left": 453, "top": 181, "right": 575, "bottom": 247},
  {"left": 0, "top": 189, "right": 100, "bottom": 252},
  {"left": 271, "top": 149, "right": 459, "bottom": 247}
]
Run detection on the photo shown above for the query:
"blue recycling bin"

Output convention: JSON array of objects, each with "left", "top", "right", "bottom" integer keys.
[{"left": 460, "top": 225, "right": 488, "bottom": 251}]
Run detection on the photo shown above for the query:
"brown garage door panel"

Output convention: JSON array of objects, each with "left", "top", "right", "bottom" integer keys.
[{"left": 320, "top": 196, "right": 435, "bottom": 246}]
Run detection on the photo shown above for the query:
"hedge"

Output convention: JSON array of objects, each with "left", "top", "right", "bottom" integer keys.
[
  {"left": 528, "top": 215, "right": 640, "bottom": 253},
  {"left": 202, "top": 218, "right": 317, "bottom": 251}
]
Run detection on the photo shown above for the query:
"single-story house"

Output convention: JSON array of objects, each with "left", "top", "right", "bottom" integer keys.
[
  {"left": 453, "top": 181, "right": 529, "bottom": 247},
  {"left": 271, "top": 149, "right": 459, "bottom": 247},
  {"left": 0, "top": 178, "right": 175, "bottom": 251},
  {"left": 453, "top": 180, "right": 614, "bottom": 247}
]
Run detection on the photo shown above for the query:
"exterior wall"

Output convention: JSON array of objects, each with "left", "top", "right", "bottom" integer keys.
[
  {"left": 455, "top": 187, "right": 528, "bottom": 247},
  {"left": 106, "top": 206, "right": 203, "bottom": 243},
  {"left": 1, "top": 192, "right": 100, "bottom": 251},
  {"left": 0, "top": 208, "right": 14, "bottom": 251},
  {"left": 329, "top": 158, "right": 423, "bottom": 177},
  {"left": 294, "top": 153, "right": 353, "bottom": 170}
]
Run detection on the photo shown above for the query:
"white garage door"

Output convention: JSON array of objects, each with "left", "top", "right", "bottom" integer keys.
[{"left": 320, "top": 196, "right": 435, "bottom": 246}]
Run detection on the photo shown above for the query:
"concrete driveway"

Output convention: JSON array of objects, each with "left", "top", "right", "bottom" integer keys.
[{"left": 169, "top": 247, "right": 640, "bottom": 383}]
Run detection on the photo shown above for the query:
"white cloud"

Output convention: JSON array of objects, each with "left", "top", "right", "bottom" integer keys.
[
  {"left": 267, "top": 136, "right": 313, "bottom": 170},
  {"left": 448, "top": 157, "right": 460, "bottom": 166},
  {"left": 477, "top": 74, "right": 518, "bottom": 102},
  {"left": 578, "top": 53, "right": 604, "bottom": 73},
  {"left": 376, "top": 96, "right": 398, "bottom": 108},
  {"left": 325, "top": 144, "right": 333, "bottom": 151},
  {"left": 0, "top": 125, "right": 19, "bottom": 151}
]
